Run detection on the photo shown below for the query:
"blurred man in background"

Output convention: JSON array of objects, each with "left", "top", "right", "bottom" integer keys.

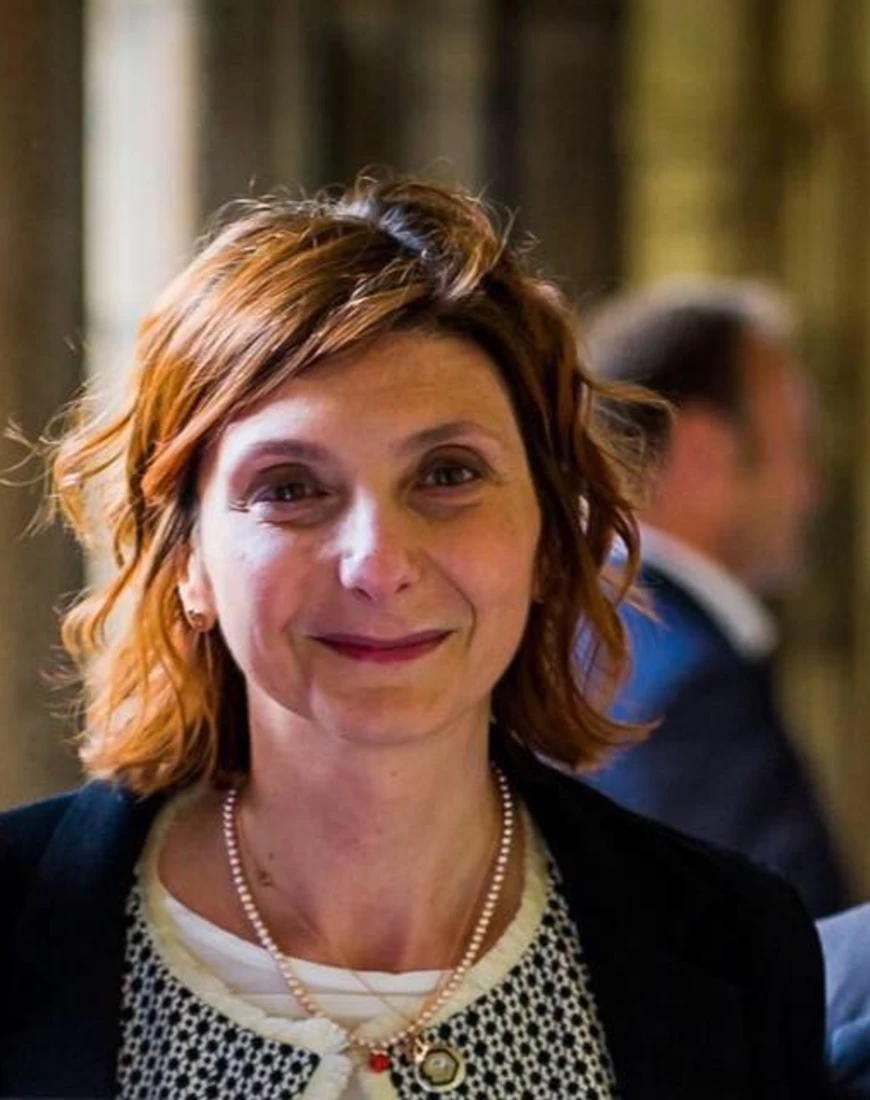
[{"left": 585, "top": 278, "right": 850, "bottom": 917}]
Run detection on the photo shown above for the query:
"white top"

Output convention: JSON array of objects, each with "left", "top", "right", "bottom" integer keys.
[
  {"left": 137, "top": 797, "right": 550, "bottom": 1100},
  {"left": 639, "top": 523, "right": 778, "bottom": 659}
]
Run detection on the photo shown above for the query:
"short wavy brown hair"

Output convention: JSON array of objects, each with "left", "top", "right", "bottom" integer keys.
[{"left": 51, "top": 176, "right": 646, "bottom": 795}]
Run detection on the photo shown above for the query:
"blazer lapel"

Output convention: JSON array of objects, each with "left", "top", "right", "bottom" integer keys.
[
  {"left": 2, "top": 782, "right": 162, "bottom": 1098},
  {"left": 508, "top": 749, "right": 751, "bottom": 1100}
]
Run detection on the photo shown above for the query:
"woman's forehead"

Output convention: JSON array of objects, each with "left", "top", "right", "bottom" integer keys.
[{"left": 213, "top": 331, "right": 525, "bottom": 461}]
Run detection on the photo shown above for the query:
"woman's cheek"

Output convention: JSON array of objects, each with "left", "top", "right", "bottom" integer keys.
[{"left": 208, "top": 526, "right": 301, "bottom": 619}]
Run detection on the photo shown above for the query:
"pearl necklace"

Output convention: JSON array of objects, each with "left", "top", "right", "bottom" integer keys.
[{"left": 222, "top": 768, "right": 514, "bottom": 1083}]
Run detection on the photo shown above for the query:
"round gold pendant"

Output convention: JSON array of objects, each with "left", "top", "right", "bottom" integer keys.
[{"left": 413, "top": 1042, "right": 466, "bottom": 1093}]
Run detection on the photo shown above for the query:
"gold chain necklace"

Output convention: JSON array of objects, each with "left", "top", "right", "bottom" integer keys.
[{"left": 222, "top": 768, "right": 514, "bottom": 1091}]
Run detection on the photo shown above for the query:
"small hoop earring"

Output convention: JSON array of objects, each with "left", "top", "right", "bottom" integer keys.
[{"left": 185, "top": 607, "right": 211, "bottom": 632}]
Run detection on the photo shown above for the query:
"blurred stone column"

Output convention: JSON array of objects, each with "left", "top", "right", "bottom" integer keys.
[
  {"left": 86, "top": 0, "right": 200, "bottom": 420},
  {"left": 403, "top": 0, "right": 489, "bottom": 190},
  {"left": 773, "top": 0, "right": 869, "bottom": 889},
  {"left": 512, "top": 0, "right": 624, "bottom": 293},
  {"left": 0, "top": 3, "right": 84, "bottom": 805},
  {"left": 197, "top": 0, "right": 321, "bottom": 211},
  {"left": 852, "top": 0, "right": 870, "bottom": 851},
  {"left": 623, "top": 0, "right": 758, "bottom": 280}
]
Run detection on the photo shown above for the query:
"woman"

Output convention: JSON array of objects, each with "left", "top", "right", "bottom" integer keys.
[{"left": 0, "top": 177, "right": 825, "bottom": 1099}]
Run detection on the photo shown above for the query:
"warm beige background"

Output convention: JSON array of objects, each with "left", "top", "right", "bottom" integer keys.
[{"left": 3, "top": 0, "right": 869, "bottom": 893}]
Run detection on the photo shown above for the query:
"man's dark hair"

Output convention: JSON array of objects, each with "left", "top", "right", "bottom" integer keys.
[{"left": 584, "top": 278, "right": 793, "bottom": 451}]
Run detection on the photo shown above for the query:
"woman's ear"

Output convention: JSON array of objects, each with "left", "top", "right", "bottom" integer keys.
[{"left": 177, "top": 538, "right": 217, "bottom": 632}]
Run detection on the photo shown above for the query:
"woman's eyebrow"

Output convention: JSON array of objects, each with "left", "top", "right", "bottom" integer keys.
[
  {"left": 230, "top": 421, "right": 509, "bottom": 470},
  {"left": 233, "top": 439, "right": 334, "bottom": 466},
  {"left": 395, "top": 420, "right": 509, "bottom": 455}
]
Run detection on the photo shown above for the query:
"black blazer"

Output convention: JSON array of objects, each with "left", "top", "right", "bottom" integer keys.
[
  {"left": 0, "top": 743, "right": 827, "bottom": 1099},
  {"left": 587, "top": 566, "right": 849, "bottom": 918}
]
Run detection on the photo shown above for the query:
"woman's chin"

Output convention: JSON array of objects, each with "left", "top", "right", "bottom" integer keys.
[{"left": 307, "top": 694, "right": 475, "bottom": 752}]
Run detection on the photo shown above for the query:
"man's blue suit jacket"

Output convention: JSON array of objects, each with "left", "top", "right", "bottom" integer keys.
[
  {"left": 819, "top": 903, "right": 870, "bottom": 1098},
  {"left": 586, "top": 566, "right": 848, "bottom": 918}
]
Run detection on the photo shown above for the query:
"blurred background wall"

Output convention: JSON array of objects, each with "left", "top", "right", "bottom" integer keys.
[{"left": 2, "top": 0, "right": 870, "bottom": 892}]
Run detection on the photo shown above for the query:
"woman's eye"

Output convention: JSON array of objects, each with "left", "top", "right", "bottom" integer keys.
[
  {"left": 265, "top": 482, "right": 320, "bottom": 502},
  {"left": 242, "top": 472, "right": 337, "bottom": 525},
  {"left": 252, "top": 477, "right": 327, "bottom": 507},
  {"left": 420, "top": 462, "right": 481, "bottom": 489}
]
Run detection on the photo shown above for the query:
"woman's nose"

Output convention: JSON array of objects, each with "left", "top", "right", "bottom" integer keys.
[{"left": 336, "top": 497, "right": 422, "bottom": 601}]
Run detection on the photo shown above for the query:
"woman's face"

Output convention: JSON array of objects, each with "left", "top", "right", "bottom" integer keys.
[{"left": 180, "top": 331, "right": 542, "bottom": 750}]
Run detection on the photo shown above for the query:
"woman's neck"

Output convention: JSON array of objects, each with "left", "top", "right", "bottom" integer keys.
[
  {"left": 236, "top": 755, "right": 499, "bottom": 969},
  {"left": 218, "top": 714, "right": 519, "bottom": 972}
]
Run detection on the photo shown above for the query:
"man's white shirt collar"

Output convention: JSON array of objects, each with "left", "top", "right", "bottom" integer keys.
[{"left": 638, "top": 524, "right": 778, "bottom": 660}]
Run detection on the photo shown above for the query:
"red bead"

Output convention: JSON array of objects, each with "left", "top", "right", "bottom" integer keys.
[{"left": 368, "top": 1052, "right": 391, "bottom": 1073}]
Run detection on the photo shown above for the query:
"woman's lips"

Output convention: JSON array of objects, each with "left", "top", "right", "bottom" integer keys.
[{"left": 314, "top": 630, "right": 450, "bottom": 663}]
